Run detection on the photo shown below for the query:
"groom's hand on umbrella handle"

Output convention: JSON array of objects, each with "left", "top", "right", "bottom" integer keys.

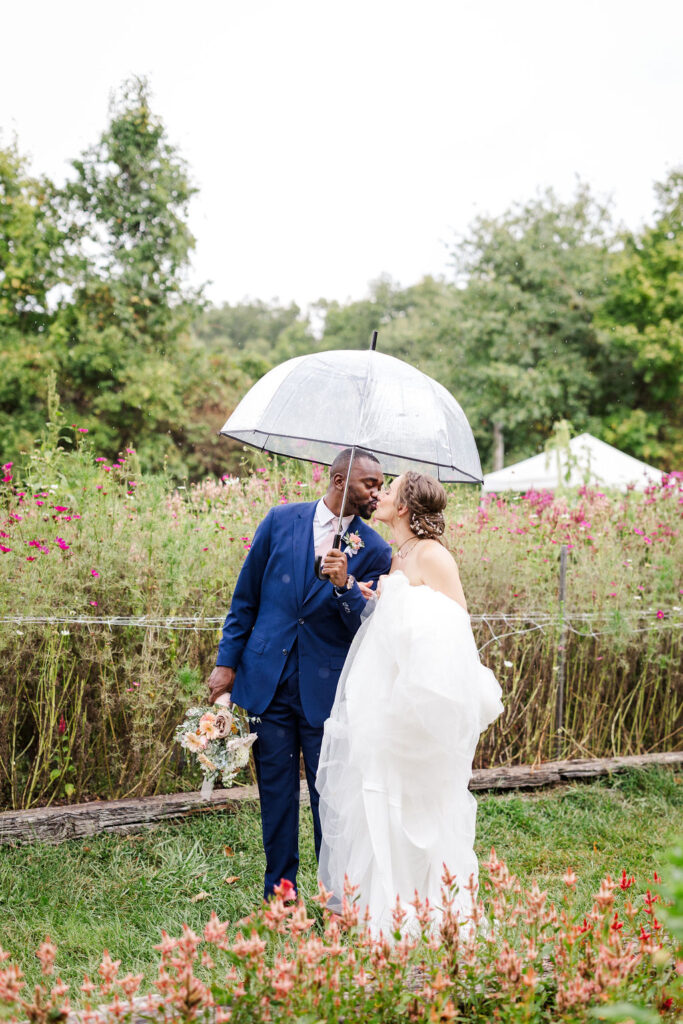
[
  {"left": 208, "top": 666, "right": 235, "bottom": 705},
  {"left": 322, "top": 548, "right": 348, "bottom": 586}
]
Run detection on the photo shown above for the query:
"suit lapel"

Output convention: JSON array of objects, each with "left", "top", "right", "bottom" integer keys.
[{"left": 293, "top": 504, "right": 317, "bottom": 606}]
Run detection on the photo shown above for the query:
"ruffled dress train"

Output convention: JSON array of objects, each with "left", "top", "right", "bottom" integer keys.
[{"left": 316, "top": 571, "right": 503, "bottom": 935}]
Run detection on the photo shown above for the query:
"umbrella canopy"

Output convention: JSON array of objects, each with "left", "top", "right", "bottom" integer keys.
[
  {"left": 482, "top": 433, "right": 664, "bottom": 493},
  {"left": 219, "top": 348, "right": 482, "bottom": 484}
]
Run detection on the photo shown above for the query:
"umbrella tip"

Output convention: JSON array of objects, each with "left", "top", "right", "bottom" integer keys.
[{"left": 370, "top": 330, "right": 378, "bottom": 351}]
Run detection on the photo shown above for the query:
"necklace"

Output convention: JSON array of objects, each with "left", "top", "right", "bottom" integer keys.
[{"left": 396, "top": 536, "right": 421, "bottom": 559}]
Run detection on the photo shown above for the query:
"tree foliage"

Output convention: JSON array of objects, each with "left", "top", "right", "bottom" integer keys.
[
  {"left": 1, "top": 80, "right": 253, "bottom": 476},
  {"left": 53, "top": 77, "right": 205, "bottom": 469},
  {"left": 0, "top": 81, "right": 680, "bottom": 476},
  {"left": 598, "top": 168, "right": 683, "bottom": 464},
  {"left": 0, "top": 143, "right": 65, "bottom": 454}
]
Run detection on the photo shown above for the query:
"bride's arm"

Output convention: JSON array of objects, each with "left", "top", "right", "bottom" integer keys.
[{"left": 417, "top": 542, "right": 468, "bottom": 611}]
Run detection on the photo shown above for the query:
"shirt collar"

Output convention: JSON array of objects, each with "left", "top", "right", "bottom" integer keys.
[{"left": 315, "top": 498, "right": 355, "bottom": 530}]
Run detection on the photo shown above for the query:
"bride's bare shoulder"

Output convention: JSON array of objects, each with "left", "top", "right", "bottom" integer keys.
[
  {"left": 416, "top": 540, "right": 467, "bottom": 610},
  {"left": 417, "top": 539, "right": 457, "bottom": 568}
]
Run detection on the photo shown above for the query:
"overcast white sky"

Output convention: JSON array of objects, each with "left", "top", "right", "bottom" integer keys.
[{"left": 2, "top": 0, "right": 682, "bottom": 310}]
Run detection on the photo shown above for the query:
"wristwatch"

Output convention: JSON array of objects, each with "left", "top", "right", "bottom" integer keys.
[{"left": 333, "top": 574, "right": 355, "bottom": 596}]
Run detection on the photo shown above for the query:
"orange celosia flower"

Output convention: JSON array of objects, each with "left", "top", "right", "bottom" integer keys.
[
  {"left": 35, "top": 935, "right": 57, "bottom": 976},
  {"left": 563, "top": 867, "right": 577, "bottom": 888},
  {"left": 98, "top": 949, "right": 121, "bottom": 991}
]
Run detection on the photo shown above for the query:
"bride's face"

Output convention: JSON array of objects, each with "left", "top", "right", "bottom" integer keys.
[{"left": 373, "top": 475, "right": 403, "bottom": 524}]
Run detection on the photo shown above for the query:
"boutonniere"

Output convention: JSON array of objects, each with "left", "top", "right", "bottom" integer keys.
[{"left": 342, "top": 531, "right": 364, "bottom": 556}]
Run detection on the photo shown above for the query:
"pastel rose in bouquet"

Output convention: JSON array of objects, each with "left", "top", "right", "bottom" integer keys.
[{"left": 175, "top": 699, "right": 257, "bottom": 794}]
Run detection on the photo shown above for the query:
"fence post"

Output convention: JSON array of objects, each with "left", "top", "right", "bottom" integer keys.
[{"left": 555, "top": 544, "right": 568, "bottom": 761}]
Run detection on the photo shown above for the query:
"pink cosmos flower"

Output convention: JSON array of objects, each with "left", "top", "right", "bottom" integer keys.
[
  {"left": 91, "top": 569, "right": 99, "bottom": 577},
  {"left": 655, "top": 610, "right": 665, "bottom": 620},
  {"left": 78, "top": 427, "right": 88, "bottom": 433}
]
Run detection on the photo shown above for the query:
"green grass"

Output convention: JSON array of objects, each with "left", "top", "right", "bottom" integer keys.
[{"left": 1, "top": 767, "right": 681, "bottom": 993}]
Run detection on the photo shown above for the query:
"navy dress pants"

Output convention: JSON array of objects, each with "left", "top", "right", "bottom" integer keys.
[{"left": 251, "top": 665, "right": 323, "bottom": 898}]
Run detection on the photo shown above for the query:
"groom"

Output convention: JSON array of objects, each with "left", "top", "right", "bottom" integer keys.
[{"left": 208, "top": 448, "right": 392, "bottom": 897}]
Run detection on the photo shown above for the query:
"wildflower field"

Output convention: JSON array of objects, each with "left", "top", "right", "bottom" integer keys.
[{"left": 0, "top": 432, "right": 681, "bottom": 810}]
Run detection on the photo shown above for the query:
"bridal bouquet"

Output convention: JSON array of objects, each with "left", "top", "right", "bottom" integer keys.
[{"left": 175, "top": 699, "right": 257, "bottom": 796}]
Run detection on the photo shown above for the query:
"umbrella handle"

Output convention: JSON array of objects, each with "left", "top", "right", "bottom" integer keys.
[{"left": 314, "top": 533, "right": 343, "bottom": 580}]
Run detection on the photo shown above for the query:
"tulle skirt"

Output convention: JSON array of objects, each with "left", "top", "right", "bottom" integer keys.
[{"left": 316, "top": 571, "right": 503, "bottom": 936}]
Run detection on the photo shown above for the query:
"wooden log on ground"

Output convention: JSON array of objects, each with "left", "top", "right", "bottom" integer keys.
[
  {"left": 468, "top": 750, "right": 683, "bottom": 791},
  {"left": 0, "top": 785, "right": 260, "bottom": 845},
  {"left": 1, "top": 752, "right": 680, "bottom": 845}
]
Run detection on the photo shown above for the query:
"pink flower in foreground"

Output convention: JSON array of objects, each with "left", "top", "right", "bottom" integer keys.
[
  {"left": 78, "top": 427, "right": 88, "bottom": 433},
  {"left": 0, "top": 545, "right": 11, "bottom": 554},
  {"left": 91, "top": 569, "right": 99, "bottom": 577},
  {"left": 98, "top": 949, "right": 121, "bottom": 987},
  {"left": 273, "top": 877, "right": 296, "bottom": 901},
  {"left": 36, "top": 935, "right": 57, "bottom": 975},
  {"left": 655, "top": 610, "right": 665, "bottom": 619}
]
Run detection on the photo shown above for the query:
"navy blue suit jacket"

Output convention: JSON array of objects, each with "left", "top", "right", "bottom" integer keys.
[{"left": 216, "top": 501, "right": 393, "bottom": 728}]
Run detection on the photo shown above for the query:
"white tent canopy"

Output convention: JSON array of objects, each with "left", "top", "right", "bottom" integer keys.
[{"left": 482, "top": 433, "right": 665, "bottom": 493}]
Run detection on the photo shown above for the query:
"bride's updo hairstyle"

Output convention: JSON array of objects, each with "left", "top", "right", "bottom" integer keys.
[{"left": 396, "top": 471, "right": 447, "bottom": 541}]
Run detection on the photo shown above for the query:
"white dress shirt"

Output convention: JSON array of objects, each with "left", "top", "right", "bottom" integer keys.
[{"left": 313, "top": 498, "right": 355, "bottom": 551}]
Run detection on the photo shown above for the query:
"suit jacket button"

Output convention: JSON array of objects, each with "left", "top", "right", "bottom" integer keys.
[
  {"left": 298, "top": 618, "right": 305, "bottom": 625},
  {"left": 282, "top": 648, "right": 288, "bottom": 655}
]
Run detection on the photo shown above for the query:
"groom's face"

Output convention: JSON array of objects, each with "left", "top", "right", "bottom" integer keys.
[{"left": 338, "top": 458, "right": 384, "bottom": 519}]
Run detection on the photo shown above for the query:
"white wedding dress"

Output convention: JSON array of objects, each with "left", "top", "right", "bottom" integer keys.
[{"left": 316, "top": 571, "right": 503, "bottom": 936}]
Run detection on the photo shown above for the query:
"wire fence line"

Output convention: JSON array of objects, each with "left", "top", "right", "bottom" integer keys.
[{"left": 1, "top": 610, "right": 681, "bottom": 654}]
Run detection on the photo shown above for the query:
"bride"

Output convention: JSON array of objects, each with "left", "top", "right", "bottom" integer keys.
[{"left": 316, "top": 471, "right": 503, "bottom": 935}]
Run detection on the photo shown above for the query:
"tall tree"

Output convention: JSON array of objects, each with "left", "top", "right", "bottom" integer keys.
[
  {"left": 443, "top": 186, "right": 615, "bottom": 469},
  {"left": 54, "top": 77, "right": 204, "bottom": 470},
  {"left": 0, "top": 143, "right": 65, "bottom": 456},
  {"left": 598, "top": 167, "right": 683, "bottom": 466}
]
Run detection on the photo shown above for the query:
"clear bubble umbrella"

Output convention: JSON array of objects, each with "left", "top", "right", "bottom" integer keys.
[
  {"left": 220, "top": 343, "right": 481, "bottom": 482},
  {"left": 219, "top": 335, "right": 482, "bottom": 576}
]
